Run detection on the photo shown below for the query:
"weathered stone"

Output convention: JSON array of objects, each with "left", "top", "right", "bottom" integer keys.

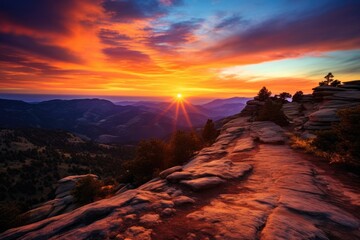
[
  {"left": 250, "top": 121, "right": 286, "bottom": 144},
  {"left": 139, "top": 214, "right": 161, "bottom": 226},
  {"left": 180, "top": 177, "right": 225, "bottom": 191},
  {"left": 166, "top": 171, "right": 192, "bottom": 182},
  {"left": 173, "top": 196, "right": 195, "bottom": 206},
  {"left": 161, "top": 208, "right": 176, "bottom": 217},
  {"left": 233, "top": 137, "right": 255, "bottom": 152},
  {"left": 124, "top": 226, "right": 152, "bottom": 240},
  {"left": 159, "top": 166, "right": 182, "bottom": 179}
]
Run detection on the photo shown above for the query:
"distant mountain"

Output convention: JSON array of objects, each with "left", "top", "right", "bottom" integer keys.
[
  {"left": 201, "top": 97, "right": 250, "bottom": 120},
  {"left": 0, "top": 97, "right": 248, "bottom": 143},
  {"left": 0, "top": 98, "right": 209, "bottom": 143}
]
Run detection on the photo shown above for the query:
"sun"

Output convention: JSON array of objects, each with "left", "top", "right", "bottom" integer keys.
[{"left": 176, "top": 93, "right": 183, "bottom": 100}]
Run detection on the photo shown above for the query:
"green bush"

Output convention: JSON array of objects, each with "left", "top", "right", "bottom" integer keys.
[
  {"left": 72, "top": 176, "right": 102, "bottom": 205},
  {"left": 256, "top": 100, "right": 288, "bottom": 126}
]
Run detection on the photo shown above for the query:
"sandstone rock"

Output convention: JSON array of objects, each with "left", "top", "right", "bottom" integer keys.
[
  {"left": 123, "top": 226, "right": 152, "bottom": 240},
  {"left": 24, "top": 203, "right": 53, "bottom": 224},
  {"left": 166, "top": 171, "right": 192, "bottom": 182},
  {"left": 233, "top": 137, "right": 255, "bottom": 152},
  {"left": 124, "top": 214, "right": 137, "bottom": 222},
  {"left": 161, "top": 208, "right": 176, "bottom": 217},
  {"left": 261, "top": 207, "right": 328, "bottom": 240},
  {"left": 159, "top": 166, "right": 182, "bottom": 179},
  {"left": 184, "top": 158, "right": 252, "bottom": 180},
  {"left": 312, "top": 86, "right": 348, "bottom": 92},
  {"left": 180, "top": 176, "right": 225, "bottom": 191},
  {"left": 331, "top": 91, "right": 360, "bottom": 100},
  {"left": 173, "top": 196, "right": 195, "bottom": 206},
  {"left": 140, "top": 214, "right": 161, "bottom": 226},
  {"left": 250, "top": 121, "right": 286, "bottom": 144}
]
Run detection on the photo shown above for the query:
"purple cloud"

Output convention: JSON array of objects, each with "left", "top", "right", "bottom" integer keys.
[
  {"left": 0, "top": 0, "right": 83, "bottom": 34},
  {"left": 0, "top": 33, "right": 81, "bottom": 63},
  {"left": 99, "top": 29, "right": 131, "bottom": 46},
  {"left": 207, "top": 1, "right": 360, "bottom": 59},
  {"left": 102, "top": 46, "right": 150, "bottom": 62},
  {"left": 148, "top": 19, "right": 202, "bottom": 51},
  {"left": 102, "top": 0, "right": 182, "bottom": 22}
]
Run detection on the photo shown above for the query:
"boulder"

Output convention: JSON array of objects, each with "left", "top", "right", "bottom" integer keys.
[
  {"left": 139, "top": 214, "right": 161, "bottom": 226},
  {"left": 180, "top": 176, "right": 225, "bottom": 191},
  {"left": 166, "top": 171, "right": 192, "bottom": 182},
  {"left": 173, "top": 196, "right": 195, "bottom": 206},
  {"left": 250, "top": 121, "right": 286, "bottom": 144},
  {"left": 159, "top": 166, "right": 182, "bottom": 179},
  {"left": 123, "top": 226, "right": 152, "bottom": 240}
]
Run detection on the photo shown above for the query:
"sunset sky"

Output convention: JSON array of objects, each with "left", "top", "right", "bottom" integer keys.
[{"left": 0, "top": 0, "right": 359, "bottom": 99}]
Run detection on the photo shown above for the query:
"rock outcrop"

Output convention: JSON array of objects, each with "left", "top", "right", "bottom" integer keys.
[
  {"left": 303, "top": 81, "right": 360, "bottom": 130},
  {"left": 21, "top": 174, "right": 98, "bottom": 224},
  {"left": 1, "top": 116, "right": 359, "bottom": 240}
]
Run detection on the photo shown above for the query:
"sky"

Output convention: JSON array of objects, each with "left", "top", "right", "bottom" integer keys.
[{"left": 0, "top": 0, "right": 359, "bottom": 99}]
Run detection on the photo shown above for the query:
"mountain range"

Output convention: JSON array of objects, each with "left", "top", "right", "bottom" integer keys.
[{"left": 0, "top": 97, "right": 249, "bottom": 143}]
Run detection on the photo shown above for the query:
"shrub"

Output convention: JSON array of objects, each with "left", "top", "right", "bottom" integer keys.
[
  {"left": 202, "top": 119, "right": 219, "bottom": 144},
  {"left": 256, "top": 100, "right": 288, "bottom": 126},
  {"left": 128, "top": 139, "right": 167, "bottom": 185},
  {"left": 168, "top": 130, "right": 202, "bottom": 166},
  {"left": 312, "top": 129, "right": 338, "bottom": 152},
  {"left": 72, "top": 176, "right": 102, "bottom": 205},
  {"left": 279, "top": 92, "right": 292, "bottom": 102},
  {"left": 257, "top": 87, "right": 272, "bottom": 101},
  {"left": 292, "top": 91, "right": 303, "bottom": 102},
  {"left": 312, "top": 106, "right": 360, "bottom": 167}
]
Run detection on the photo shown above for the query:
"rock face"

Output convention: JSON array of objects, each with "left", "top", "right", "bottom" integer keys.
[
  {"left": 1, "top": 109, "right": 359, "bottom": 239},
  {"left": 302, "top": 81, "right": 360, "bottom": 130},
  {"left": 22, "top": 174, "right": 98, "bottom": 224}
]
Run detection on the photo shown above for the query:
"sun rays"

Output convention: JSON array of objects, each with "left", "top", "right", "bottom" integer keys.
[{"left": 152, "top": 93, "right": 207, "bottom": 131}]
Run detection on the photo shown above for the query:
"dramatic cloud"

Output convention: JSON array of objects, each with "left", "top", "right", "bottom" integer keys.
[
  {"left": 206, "top": 1, "right": 360, "bottom": 61},
  {"left": 99, "top": 29, "right": 131, "bottom": 46},
  {"left": 0, "top": 33, "right": 81, "bottom": 63},
  {"left": 103, "top": 46, "right": 150, "bottom": 62},
  {"left": 0, "top": 0, "right": 99, "bottom": 34},
  {"left": 214, "top": 15, "right": 246, "bottom": 31},
  {"left": 0, "top": 0, "right": 359, "bottom": 97},
  {"left": 148, "top": 19, "right": 202, "bottom": 49},
  {"left": 102, "top": 0, "right": 182, "bottom": 22}
]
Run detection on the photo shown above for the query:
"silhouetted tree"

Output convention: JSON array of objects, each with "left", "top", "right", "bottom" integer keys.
[
  {"left": 168, "top": 130, "right": 202, "bottom": 166},
  {"left": 319, "top": 72, "right": 341, "bottom": 86},
  {"left": 72, "top": 176, "right": 102, "bottom": 205},
  {"left": 202, "top": 119, "right": 218, "bottom": 144},
  {"left": 256, "top": 100, "right": 288, "bottom": 126},
  {"left": 256, "top": 87, "right": 272, "bottom": 101},
  {"left": 279, "top": 92, "right": 292, "bottom": 102},
  {"left": 292, "top": 91, "right": 304, "bottom": 102},
  {"left": 125, "top": 139, "right": 167, "bottom": 185}
]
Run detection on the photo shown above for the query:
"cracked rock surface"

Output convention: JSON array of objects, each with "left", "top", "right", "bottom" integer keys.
[{"left": 1, "top": 117, "right": 359, "bottom": 240}]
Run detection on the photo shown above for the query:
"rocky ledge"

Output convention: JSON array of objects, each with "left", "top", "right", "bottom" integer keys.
[
  {"left": 306, "top": 81, "right": 360, "bottom": 130},
  {"left": 21, "top": 174, "right": 98, "bottom": 225},
  {"left": 1, "top": 116, "right": 359, "bottom": 240}
]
